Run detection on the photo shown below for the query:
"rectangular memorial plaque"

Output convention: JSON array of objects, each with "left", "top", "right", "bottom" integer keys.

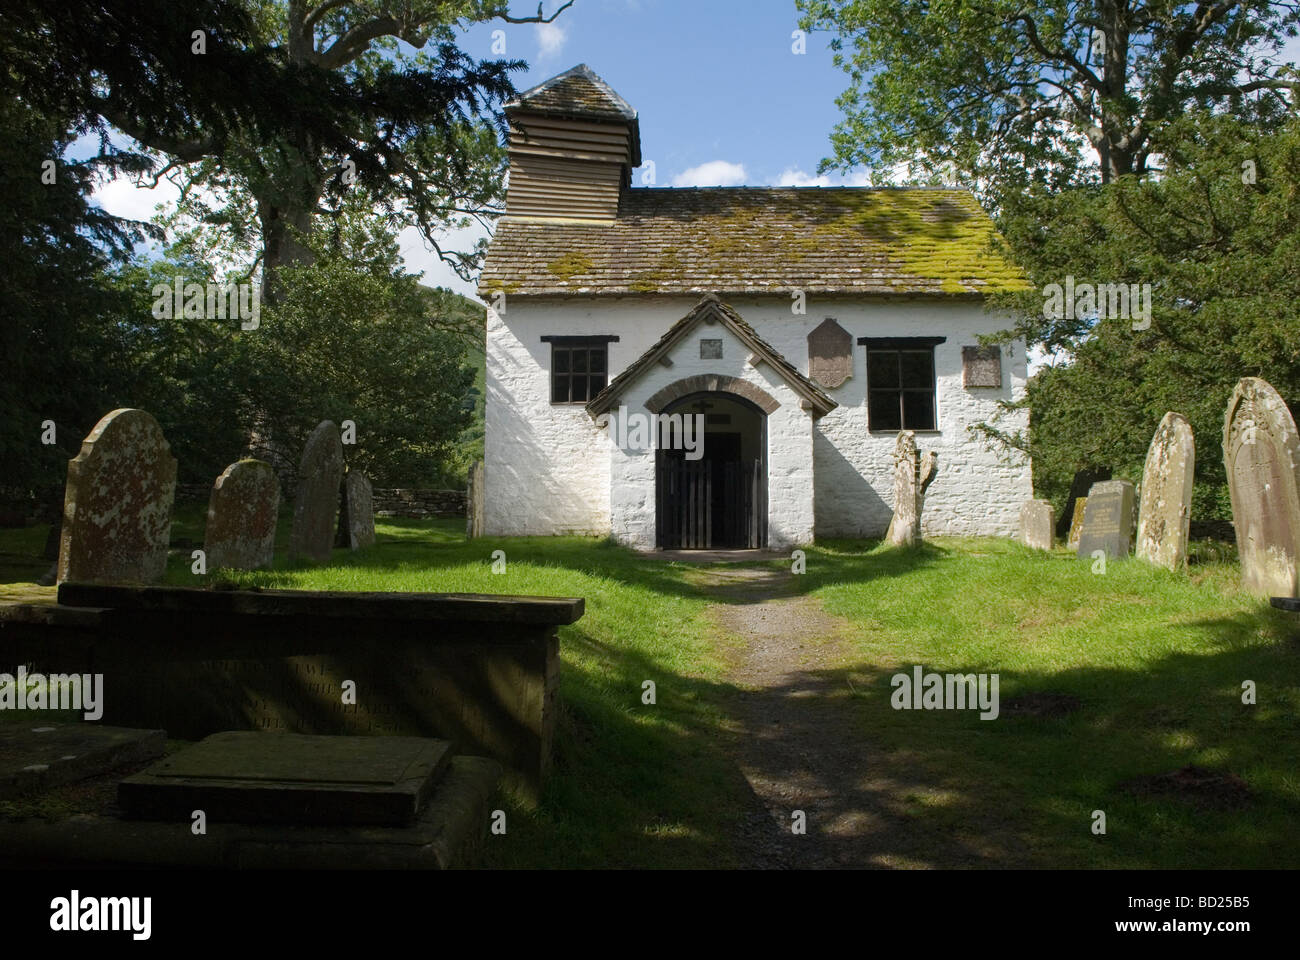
[{"left": 118, "top": 732, "right": 452, "bottom": 826}]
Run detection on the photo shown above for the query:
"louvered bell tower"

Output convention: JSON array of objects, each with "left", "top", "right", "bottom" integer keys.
[{"left": 502, "top": 64, "right": 641, "bottom": 222}]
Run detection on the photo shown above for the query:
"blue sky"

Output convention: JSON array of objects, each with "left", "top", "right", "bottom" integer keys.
[{"left": 460, "top": 0, "right": 856, "bottom": 189}]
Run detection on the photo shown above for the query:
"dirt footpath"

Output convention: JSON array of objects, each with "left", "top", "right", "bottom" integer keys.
[{"left": 703, "top": 565, "right": 1019, "bottom": 869}]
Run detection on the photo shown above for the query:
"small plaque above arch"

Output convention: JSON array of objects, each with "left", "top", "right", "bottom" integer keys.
[{"left": 808, "top": 318, "right": 853, "bottom": 389}]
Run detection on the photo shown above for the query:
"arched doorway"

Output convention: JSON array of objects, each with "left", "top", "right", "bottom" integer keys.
[{"left": 656, "top": 392, "right": 767, "bottom": 549}]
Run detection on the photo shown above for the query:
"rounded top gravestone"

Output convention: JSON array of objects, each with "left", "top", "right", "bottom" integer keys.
[
  {"left": 1136, "top": 412, "right": 1195, "bottom": 571},
  {"left": 289, "top": 421, "right": 345, "bottom": 564},
  {"left": 205, "top": 459, "right": 280, "bottom": 570},
  {"left": 57, "top": 408, "right": 177, "bottom": 584},
  {"left": 1222, "top": 377, "right": 1300, "bottom": 597}
]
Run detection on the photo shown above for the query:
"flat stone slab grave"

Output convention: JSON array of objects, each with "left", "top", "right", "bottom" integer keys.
[
  {"left": 0, "top": 754, "right": 502, "bottom": 870},
  {"left": 119, "top": 732, "right": 451, "bottom": 827},
  {"left": 0, "top": 724, "right": 164, "bottom": 800}
]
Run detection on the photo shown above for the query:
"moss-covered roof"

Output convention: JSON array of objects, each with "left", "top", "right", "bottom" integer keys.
[{"left": 479, "top": 186, "right": 1029, "bottom": 299}]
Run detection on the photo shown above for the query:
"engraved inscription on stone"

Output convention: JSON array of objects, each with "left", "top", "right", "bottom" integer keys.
[
  {"left": 1076, "top": 479, "right": 1135, "bottom": 559},
  {"left": 1223, "top": 377, "right": 1300, "bottom": 596},
  {"left": 962, "top": 346, "right": 1002, "bottom": 388},
  {"left": 807, "top": 318, "right": 853, "bottom": 389},
  {"left": 699, "top": 339, "right": 723, "bottom": 360}
]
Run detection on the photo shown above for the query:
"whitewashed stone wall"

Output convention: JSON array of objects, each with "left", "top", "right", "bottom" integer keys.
[{"left": 484, "top": 295, "right": 1032, "bottom": 543}]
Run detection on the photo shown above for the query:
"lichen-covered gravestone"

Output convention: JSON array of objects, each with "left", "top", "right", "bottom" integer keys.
[
  {"left": 288, "top": 421, "right": 344, "bottom": 564},
  {"left": 1067, "top": 497, "right": 1087, "bottom": 551},
  {"left": 57, "top": 409, "right": 177, "bottom": 584},
  {"left": 1136, "top": 412, "right": 1195, "bottom": 571},
  {"left": 341, "top": 471, "right": 375, "bottom": 550},
  {"left": 1017, "top": 499, "right": 1054, "bottom": 551},
  {"left": 1223, "top": 377, "right": 1300, "bottom": 597},
  {"left": 204, "top": 459, "right": 280, "bottom": 570},
  {"left": 885, "top": 431, "right": 939, "bottom": 547},
  {"left": 1076, "top": 480, "right": 1135, "bottom": 560}
]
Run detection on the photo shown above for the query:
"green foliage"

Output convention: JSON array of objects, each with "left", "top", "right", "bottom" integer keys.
[
  {"left": 798, "top": 0, "right": 1299, "bottom": 188},
  {"left": 985, "top": 113, "right": 1300, "bottom": 516},
  {"left": 241, "top": 200, "right": 478, "bottom": 486}
]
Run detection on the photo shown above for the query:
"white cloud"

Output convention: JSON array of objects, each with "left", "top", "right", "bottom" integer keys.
[
  {"left": 90, "top": 171, "right": 181, "bottom": 224},
  {"left": 774, "top": 166, "right": 873, "bottom": 187},
  {"left": 397, "top": 221, "right": 489, "bottom": 300},
  {"left": 535, "top": 23, "right": 566, "bottom": 60},
  {"left": 671, "top": 160, "right": 747, "bottom": 187}
]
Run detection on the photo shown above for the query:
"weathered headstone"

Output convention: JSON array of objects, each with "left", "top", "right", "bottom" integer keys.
[
  {"left": 886, "top": 432, "right": 939, "bottom": 547},
  {"left": 57, "top": 409, "right": 177, "bottom": 584},
  {"left": 1136, "top": 412, "right": 1196, "bottom": 571},
  {"left": 1018, "top": 499, "right": 1054, "bottom": 551},
  {"left": 1223, "top": 377, "right": 1300, "bottom": 597},
  {"left": 289, "top": 421, "right": 344, "bottom": 564},
  {"left": 1067, "top": 497, "right": 1087, "bottom": 551},
  {"left": 204, "top": 459, "right": 280, "bottom": 571},
  {"left": 1076, "top": 480, "right": 1135, "bottom": 560},
  {"left": 466, "top": 460, "right": 485, "bottom": 539},
  {"left": 342, "top": 471, "right": 375, "bottom": 550}
]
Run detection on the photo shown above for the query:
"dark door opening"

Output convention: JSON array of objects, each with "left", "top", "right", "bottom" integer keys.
[{"left": 656, "top": 393, "right": 767, "bottom": 550}]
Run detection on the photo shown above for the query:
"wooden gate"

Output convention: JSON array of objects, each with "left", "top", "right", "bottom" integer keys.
[{"left": 658, "top": 457, "right": 765, "bottom": 549}]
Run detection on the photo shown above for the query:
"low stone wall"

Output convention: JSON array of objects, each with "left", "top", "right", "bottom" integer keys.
[
  {"left": 372, "top": 488, "right": 466, "bottom": 519},
  {"left": 174, "top": 483, "right": 466, "bottom": 520}
]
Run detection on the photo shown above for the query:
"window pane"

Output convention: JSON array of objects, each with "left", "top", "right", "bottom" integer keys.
[
  {"left": 570, "top": 375, "right": 588, "bottom": 403},
  {"left": 902, "top": 390, "right": 935, "bottom": 430},
  {"left": 572, "top": 349, "right": 588, "bottom": 373},
  {"left": 869, "top": 390, "right": 902, "bottom": 431},
  {"left": 900, "top": 351, "right": 933, "bottom": 387},
  {"left": 868, "top": 351, "right": 900, "bottom": 388},
  {"left": 554, "top": 348, "right": 570, "bottom": 374},
  {"left": 591, "top": 371, "right": 608, "bottom": 392},
  {"left": 588, "top": 348, "right": 605, "bottom": 374},
  {"left": 552, "top": 374, "right": 570, "bottom": 404}
]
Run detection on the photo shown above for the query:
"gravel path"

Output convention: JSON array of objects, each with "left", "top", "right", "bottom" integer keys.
[{"left": 703, "top": 565, "right": 1009, "bottom": 869}]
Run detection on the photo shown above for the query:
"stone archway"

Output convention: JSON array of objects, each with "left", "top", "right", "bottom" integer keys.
[
  {"left": 645, "top": 375, "right": 780, "bottom": 416},
  {"left": 655, "top": 387, "right": 769, "bottom": 550}
]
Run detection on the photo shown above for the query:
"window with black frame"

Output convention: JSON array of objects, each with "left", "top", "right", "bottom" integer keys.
[
  {"left": 859, "top": 337, "right": 944, "bottom": 432},
  {"left": 543, "top": 335, "right": 618, "bottom": 404}
]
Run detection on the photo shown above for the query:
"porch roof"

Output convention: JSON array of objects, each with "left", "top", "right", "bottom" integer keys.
[{"left": 585, "top": 294, "right": 837, "bottom": 420}]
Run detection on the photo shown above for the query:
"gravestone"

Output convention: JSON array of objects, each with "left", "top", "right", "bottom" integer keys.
[
  {"left": 57, "top": 409, "right": 177, "bottom": 584},
  {"left": 1223, "top": 377, "right": 1300, "bottom": 597},
  {"left": 886, "top": 432, "right": 939, "bottom": 547},
  {"left": 807, "top": 318, "right": 853, "bottom": 389},
  {"left": 288, "top": 421, "right": 344, "bottom": 564},
  {"left": 1076, "top": 480, "right": 1135, "bottom": 560},
  {"left": 204, "top": 459, "right": 279, "bottom": 570},
  {"left": 1136, "top": 412, "right": 1195, "bottom": 571},
  {"left": 466, "top": 460, "right": 485, "bottom": 539},
  {"left": 1067, "top": 497, "right": 1087, "bottom": 551},
  {"left": 1057, "top": 467, "right": 1110, "bottom": 538},
  {"left": 341, "top": 471, "right": 375, "bottom": 550},
  {"left": 1018, "top": 499, "right": 1054, "bottom": 551}
]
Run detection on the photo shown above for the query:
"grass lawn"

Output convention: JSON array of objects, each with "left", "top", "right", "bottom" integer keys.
[{"left": 1, "top": 511, "right": 1296, "bottom": 868}]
